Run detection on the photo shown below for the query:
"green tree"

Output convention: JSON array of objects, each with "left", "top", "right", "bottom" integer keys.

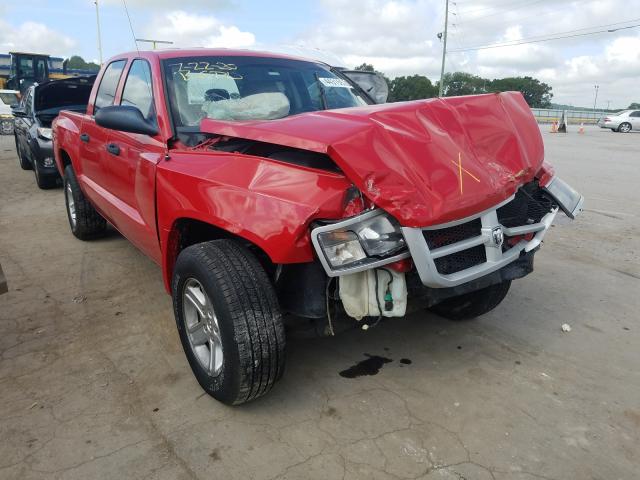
[
  {"left": 66, "top": 55, "right": 100, "bottom": 72},
  {"left": 440, "top": 72, "right": 487, "bottom": 97},
  {"left": 628, "top": 102, "right": 640, "bottom": 109},
  {"left": 488, "top": 76, "right": 553, "bottom": 108},
  {"left": 353, "top": 63, "right": 375, "bottom": 72},
  {"left": 389, "top": 75, "right": 437, "bottom": 102}
]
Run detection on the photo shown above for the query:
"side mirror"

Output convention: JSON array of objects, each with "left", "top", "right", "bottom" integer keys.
[
  {"left": 341, "top": 71, "right": 389, "bottom": 104},
  {"left": 95, "top": 105, "right": 158, "bottom": 136}
]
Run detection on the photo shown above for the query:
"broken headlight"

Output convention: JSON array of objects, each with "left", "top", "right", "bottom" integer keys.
[
  {"left": 544, "top": 177, "right": 584, "bottom": 219},
  {"left": 311, "top": 210, "right": 409, "bottom": 276}
]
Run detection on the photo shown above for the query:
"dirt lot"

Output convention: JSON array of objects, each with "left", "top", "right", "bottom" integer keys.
[{"left": 1, "top": 126, "right": 639, "bottom": 480}]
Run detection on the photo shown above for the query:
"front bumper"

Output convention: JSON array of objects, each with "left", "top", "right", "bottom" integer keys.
[
  {"left": 312, "top": 178, "right": 583, "bottom": 289},
  {"left": 403, "top": 179, "right": 582, "bottom": 288},
  {"left": 31, "top": 138, "right": 58, "bottom": 175}
]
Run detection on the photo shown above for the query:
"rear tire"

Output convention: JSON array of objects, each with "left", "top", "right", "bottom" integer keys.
[
  {"left": 618, "top": 122, "right": 632, "bottom": 133},
  {"left": 172, "top": 240, "right": 285, "bottom": 405},
  {"left": 15, "top": 136, "right": 32, "bottom": 170},
  {"left": 64, "top": 165, "right": 107, "bottom": 240},
  {"left": 429, "top": 281, "right": 511, "bottom": 321}
]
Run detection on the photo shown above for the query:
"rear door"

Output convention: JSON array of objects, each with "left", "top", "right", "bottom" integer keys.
[
  {"left": 103, "top": 58, "right": 163, "bottom": 263},
  {"left": 78, "top": 59, "right": 126, "bottom": 213},
  {"left": 629, "top": 110, "right": 640, "bottom": 130}
]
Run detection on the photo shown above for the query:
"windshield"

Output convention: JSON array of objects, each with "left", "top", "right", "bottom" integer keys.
[
  {"left": 0, "top": 92, "right": 19, "bottom": 105},
  {"left": 163, "top": 56, "right": 369, "bottom": 130}
]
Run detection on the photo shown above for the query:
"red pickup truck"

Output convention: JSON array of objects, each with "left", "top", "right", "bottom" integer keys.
[{"left": 53, "top": 49, "right": 583, "bottom": 405}]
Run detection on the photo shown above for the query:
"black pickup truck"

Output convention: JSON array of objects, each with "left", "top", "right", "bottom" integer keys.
[{"left": 13, "top": 76, "right": 95, "bottom": 189}]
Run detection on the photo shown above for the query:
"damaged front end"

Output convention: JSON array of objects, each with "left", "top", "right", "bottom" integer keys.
[
  {"left": 200, "top": 90, "right": 583, "bottom": 323},
  {"left": 310, "top": 175, "right": 583, "bottom": 321}
]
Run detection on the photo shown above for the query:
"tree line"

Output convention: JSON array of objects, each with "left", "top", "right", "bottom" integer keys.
[{"left": 355, "top": 63, "right": 553, "bottom": 108}]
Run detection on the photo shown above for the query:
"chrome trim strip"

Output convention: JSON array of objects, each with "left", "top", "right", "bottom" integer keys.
[
  {"left": 430, "top": 235, "right": 485, "bottom": 259},
  {"left": 421, "top": 194, "right": 515, "bottom": 230},
  {"left": 502, "top": 223, "right": 546, "bottom": 236}
]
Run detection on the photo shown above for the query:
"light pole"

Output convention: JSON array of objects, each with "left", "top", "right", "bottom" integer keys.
[
  {"left": 95, "top": 0, "right": 103, "bottom": 65},
  {"left": 593, "top": 85, "right": 599, "bottom": 112},
  {"left": 438, "top": 0, "right": 449, "bottom": 97}
]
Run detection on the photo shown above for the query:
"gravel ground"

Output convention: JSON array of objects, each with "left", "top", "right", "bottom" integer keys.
[{"left": 0, "top": 125, "right": 639, "bottom": 480}]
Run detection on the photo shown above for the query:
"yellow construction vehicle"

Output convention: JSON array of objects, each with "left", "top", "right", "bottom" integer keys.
[{"left": 0, "top": 52, "right": 87, "bottom": 94}]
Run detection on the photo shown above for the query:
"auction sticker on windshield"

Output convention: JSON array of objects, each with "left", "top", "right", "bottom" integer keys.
[{"left": 319, "top": 77, "right": 352, "bottom": 88}]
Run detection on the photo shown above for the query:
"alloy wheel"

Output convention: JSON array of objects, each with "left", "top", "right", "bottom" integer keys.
[{"left": 182, "top": 278, "right": 223, "bottom": 376}]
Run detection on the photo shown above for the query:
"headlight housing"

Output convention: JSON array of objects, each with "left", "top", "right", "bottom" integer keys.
[
  {"left": 311, "top": 209, "right": 409, "bottom": 276},
  {"left": 544, "top": 177, "right": 583, "bottom": 219},
  {"left": 37, "top": 127, "right": 52, "bottom": 140}
]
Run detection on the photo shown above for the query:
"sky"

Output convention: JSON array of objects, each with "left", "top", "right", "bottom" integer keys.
[{"left": 1, "top": 0, "right": 639, "bottom": 108}]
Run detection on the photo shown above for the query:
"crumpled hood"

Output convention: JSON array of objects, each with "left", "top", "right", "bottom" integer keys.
[{"left": 200, "top": 91, "right": 544, "bottom": 227}]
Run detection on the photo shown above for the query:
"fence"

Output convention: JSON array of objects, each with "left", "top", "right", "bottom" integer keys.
[{"left": 530, "top": 108, "right": 607, "bottom": 125}]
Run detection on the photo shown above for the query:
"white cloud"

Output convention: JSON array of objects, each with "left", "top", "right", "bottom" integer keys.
[
  {"left": 144, "top": 11, "right": 255, "bottom": 49},
  {"left": 0, "top": 20, "right": 76, "bottom": 56},
  {"left": 101, "top": 0, "right": 231, "bottom": 8},
  {"left": 296, "top": 0, "right": 640, "bottom": 107}
]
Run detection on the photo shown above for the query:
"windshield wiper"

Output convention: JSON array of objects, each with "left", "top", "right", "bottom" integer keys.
[{"left": 314, "top": 72, "right": 328, "bottom": 110}]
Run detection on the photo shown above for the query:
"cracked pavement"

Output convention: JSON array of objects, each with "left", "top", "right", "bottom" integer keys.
[{"left": 1, "top": 127, "right": 639, "bottom": 479}]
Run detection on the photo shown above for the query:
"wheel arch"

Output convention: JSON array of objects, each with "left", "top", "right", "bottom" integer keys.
[
  {"left": 56, "top": 148, "right": 73, "bottom": 178},
  {"left": 161, "top": 217, "right": 279, "bottom": 294}
]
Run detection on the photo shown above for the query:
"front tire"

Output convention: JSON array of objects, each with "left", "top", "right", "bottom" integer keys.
[
  {"left": 429, "top": 281, "right": 511, "bottom": 321},
  {"left": 172, "top": 240, "right": 285, "bottom": 405},
  {"left": 64, "top": 165, "right": 107, "bottom": 239},
  {"left": 618, "top": 122, "right": 632, "bottom": 133}
]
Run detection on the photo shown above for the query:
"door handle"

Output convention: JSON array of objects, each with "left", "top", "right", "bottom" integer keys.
[
  {"left": 80, "top": 133, "right": 90, "bottom": 143},
  {"left": 106, "top": 143, "right": 120, "bottom": 156}
]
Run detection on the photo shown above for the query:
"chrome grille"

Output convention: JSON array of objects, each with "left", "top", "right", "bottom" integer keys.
[{"left": 402, "top": 181, "right": 560, "bottom": 288}]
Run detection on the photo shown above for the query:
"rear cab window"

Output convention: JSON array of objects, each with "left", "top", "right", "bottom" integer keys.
[{"left": 94, "top": 60, "right": 126, "bottom": 113}]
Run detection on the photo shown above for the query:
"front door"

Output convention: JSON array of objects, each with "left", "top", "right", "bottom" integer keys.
[
  {"left": 629, "top": 110, "right": 640, "bottom": 130},
  {"left": 104, "top": 59, "right": 163, "bottom": 263},
  {"left": 78, "top": 59, "right": 127, "bottom": 216}
]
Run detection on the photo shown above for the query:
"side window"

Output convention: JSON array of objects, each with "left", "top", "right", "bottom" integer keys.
[
  {"left": 630, "top": 111, "right": 640, "bottom": 117},
  {"left": 120, "top": 59, "right": 154, "bottom": 121},
  {"left": 94, "top": 60, "right": 126, "bottom": 112}
]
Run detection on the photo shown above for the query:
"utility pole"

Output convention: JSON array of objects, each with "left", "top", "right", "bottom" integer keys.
[
  {"left": 606, "top": 100, "right": 610, "bottom": 111},
  {"left": 135, "top": 39, "right": 174, "bottom": 50},
  {"left": 438, "top": 0, "right": 449, "bottom": 97},
  {"left": 95, "top": 0, "right": 103, "bottom": 64},
  {"left": 593, "top": 84, "right": 599, "bottom": 112}
]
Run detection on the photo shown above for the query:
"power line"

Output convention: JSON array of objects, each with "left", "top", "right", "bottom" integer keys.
[
  {"left": 449, "top": 21, "right": 640, "bottom": 52},
  {"left": 456, "top": 0, "right": 533, "bottom": 16},
  {"left": 453, "top": 0, "right": 598, "bottom": 30},
  {"left": 454, "top": 0, "right": 545, "bottom": 24},
  {"left": 463, "top": 17, "right": 640, "bottom": 45}
]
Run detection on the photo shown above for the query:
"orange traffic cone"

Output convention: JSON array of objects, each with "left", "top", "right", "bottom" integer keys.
[
  {"left": 578, "top": 123, "right": 585, "bottom": 134},
  {"left": 550, "top": 121, "right": 558, "bottom": 133}
]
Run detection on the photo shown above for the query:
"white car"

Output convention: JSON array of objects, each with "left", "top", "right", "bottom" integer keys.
[
  {"left": 0, "top": 89, "right": 20, "bottom": 135},
  {"left": 598, "top": 110, "right": 640, "bottom": 133}
]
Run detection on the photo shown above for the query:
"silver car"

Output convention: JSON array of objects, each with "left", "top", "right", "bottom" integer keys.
[{"left": 598, "top": 110, "right": 640, "bottom": 133}]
